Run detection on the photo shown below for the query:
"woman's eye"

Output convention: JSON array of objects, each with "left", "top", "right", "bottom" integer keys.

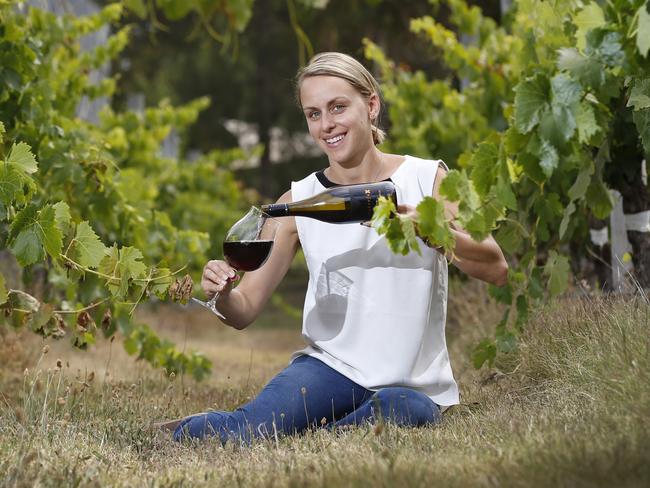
[
  {"left": 308, "top": 111, "right": 320, "bottom": 120},
  {"left": 332, "top": 104, "right": 345, "bottom": 113}
]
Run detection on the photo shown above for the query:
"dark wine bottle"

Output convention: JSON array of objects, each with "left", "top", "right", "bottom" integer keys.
[
  {"left": 261, "top": 181, "right": 397, "bottom": 223},
  {"left": 223, "top": 240, "right": 274, "bottom": 271}
]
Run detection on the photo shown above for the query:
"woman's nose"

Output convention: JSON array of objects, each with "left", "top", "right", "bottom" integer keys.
[{"left": 320, "top": 113, "right": 336, "bottom": 131}]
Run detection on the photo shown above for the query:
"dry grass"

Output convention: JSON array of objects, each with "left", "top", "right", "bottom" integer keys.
[{"left": 0, "top": 283, "right": 648, "bottom": 487}]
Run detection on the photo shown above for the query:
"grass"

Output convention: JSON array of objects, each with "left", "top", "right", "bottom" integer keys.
[{"left": 0, "top": 282, "right": 648, "bottom": 487}]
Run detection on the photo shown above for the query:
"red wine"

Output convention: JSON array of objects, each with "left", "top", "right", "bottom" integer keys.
[
  {"left": 223, "top": 240, "right": 274, "bottom": 271},
  {"left": 261, "top": 181, "right": 397, "bottom": 223}
]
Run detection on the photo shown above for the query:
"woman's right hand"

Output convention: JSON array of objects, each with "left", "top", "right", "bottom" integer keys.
[{"left": 201, "top": 260, "right": 240, "bottom": 299}]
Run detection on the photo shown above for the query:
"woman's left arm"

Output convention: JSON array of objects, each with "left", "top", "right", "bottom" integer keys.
[{"left": 399, "top": 165, "right": 509, "bottom": 286}]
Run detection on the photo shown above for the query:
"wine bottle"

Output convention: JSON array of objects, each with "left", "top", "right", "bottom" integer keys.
[{"left": 261, "top": 181, "right": 397, "bottom": 223}]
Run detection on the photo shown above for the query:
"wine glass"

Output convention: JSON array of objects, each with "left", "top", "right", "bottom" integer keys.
[{"left": 192, "top": 206, "right": 280, "bottom": 318}]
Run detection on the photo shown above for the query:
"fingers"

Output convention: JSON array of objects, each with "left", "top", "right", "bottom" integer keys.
[{"left": 201, "top": 260, "right": 239, "bottom": 297}]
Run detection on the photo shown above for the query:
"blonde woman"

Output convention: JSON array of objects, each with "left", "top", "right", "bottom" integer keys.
[{"left": 165, "top": 52, "right": 508, "bottom": 443}]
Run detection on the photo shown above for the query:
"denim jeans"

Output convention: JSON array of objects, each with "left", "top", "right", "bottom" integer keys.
[{"left": 173, "top": 355, "right": 441, "bottom": 444}]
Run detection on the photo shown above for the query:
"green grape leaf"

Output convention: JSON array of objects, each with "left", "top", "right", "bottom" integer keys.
[
  {"left": 119, "top": 246, "right": 147, "bottom": 280},
  {"left": 538, "top": 138, "right": 559, "bottom": 178},
  {"left": 637, "top": 3, "right": 650, "bottom": 57},
  {"left": 544, "top": 251, "right": 570, "bottom": 297},
  {"left": 576, "top": 101, "right": 600, "bottom": 143},
  {"left": 586, "top": 177, "right": 613, "bottom": 219},
  {"left": 552, "top": 73, "right": 582, "bottom": 107},
  {"left": 53, "top": 201, "right": 72, "bottom": 233},
  {"left": 470, "top": 142, "right": 499, "bottom": 197},
  {"left": 514, "top": 74, "right": 549, "bottom": 134},
  {"left": 371, "top": 196, "right": 397, "bottom": 234},
  {"left": 495, "top": 174, "right": 517, "bottom": 211},
  {"left": 633, "top": 108, "right": 650, "bottom": 154},
  {"left": 149, "top": 267, "right": 172, "bottom": 300},
  {"left": 568, "top": 162, "right": 594, "bottom": 201},
  {"left": 557, "top": 48, "right": 604, "bottom": 89},
  {"left": 488, "top": 282, "right": 512, "bottom": 304},
  {"left": 37, "top": 205, "right": 63, "bottom": 259},
  {"left": 0, "top": 272, "right": 6, "bottom": 306},
  {"left": 0, "top": 164, "right": 23, "bottom": 206},
  {"left": 528, "top": 267, "right": 545, "bottom": 300},
  {"left": 416, "top": 197, "right": 455, "bottom": 251},
  {"left": 496, "top": 329, "right": 517, "bottom": 353},
  {"left": 72, "top": 222, "right": 107, "bottom": 269},
  {"left": 11, "top": 227, "right": 42, "bottom": 266},
  {"left": 122, "top": 0, "right": 147, "bottom": 18},
  {"left": 7, "top": 142, "right": 38, "bottom": 174},
  {"left": 515, "top": 294, "right": 529, "bottom": 330},
  {"left": 559, "top": 201, "right": 576, "bottom": 239},
  {"left": 8, "top": 205, "right": 62, "bottom": 265},
  {"left": 627, "top": 78, "right": 650, "bottom": 110},
  {"left": 585, "top": 29, "right": 624, "bottom": 68},
  {"left": 494, "top": 221, "right": 522, "bottom": 254},
  {"left": 99, "top": 246, "right": 146, "bottom": 298},
  {"left": 472, "top": 339, "right": 496, "bottom": 369},
  {"left": 572, "top": 2, "right": 606, "bottom": 51}
]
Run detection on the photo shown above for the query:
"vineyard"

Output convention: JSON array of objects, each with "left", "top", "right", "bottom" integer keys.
[{"left": 1, "top": 0, "right": 649, "bottom": 486}]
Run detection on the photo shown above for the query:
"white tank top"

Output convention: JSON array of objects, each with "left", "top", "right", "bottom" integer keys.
[{"left": 289, "top": 155, "right": 459, "bottom": 408}]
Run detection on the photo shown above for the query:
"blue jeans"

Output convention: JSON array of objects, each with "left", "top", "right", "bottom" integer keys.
[{"left": 173, "top": 355, "right": 441, "bottom": 444}]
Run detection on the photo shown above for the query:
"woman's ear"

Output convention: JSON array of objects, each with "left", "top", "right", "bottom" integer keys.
[{"left": 368, "top": 92, "right": 381, "bottom": 121}]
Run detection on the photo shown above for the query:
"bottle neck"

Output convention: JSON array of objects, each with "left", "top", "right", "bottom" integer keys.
[{"left": 260, "top": 203, "right": 289, "bottom": 217}]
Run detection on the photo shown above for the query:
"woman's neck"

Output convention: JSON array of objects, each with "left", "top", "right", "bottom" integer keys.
[{"left": 325, "top": 148, "right": 385, "bottom": 185}]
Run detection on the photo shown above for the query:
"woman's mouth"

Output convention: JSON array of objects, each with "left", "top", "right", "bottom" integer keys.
[{"left": 324, "top": 133, "right": 346, "bottom": 147}]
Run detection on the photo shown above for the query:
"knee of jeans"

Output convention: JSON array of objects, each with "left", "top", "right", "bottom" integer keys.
[
  {"left": 173, "top": 412, "right": 228, "bottom": 442},
  {"left": 370, "top": 387, "right": 440, "bottom": 425}
]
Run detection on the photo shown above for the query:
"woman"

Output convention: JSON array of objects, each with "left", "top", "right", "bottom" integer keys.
[{"left": 163, "top": 52, "right": 508, "bottom": 443}]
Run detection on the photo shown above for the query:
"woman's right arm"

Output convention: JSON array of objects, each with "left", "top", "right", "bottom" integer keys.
[{"left": 200, "top": 190, "right": 299, "bottom": 330}]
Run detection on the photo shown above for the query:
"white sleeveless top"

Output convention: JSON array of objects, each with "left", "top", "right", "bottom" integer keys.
[{"left": 289, "top": 155, "right": 459, "bottom": 408}]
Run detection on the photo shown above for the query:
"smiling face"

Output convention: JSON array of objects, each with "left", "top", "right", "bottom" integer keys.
[{"left": 299, "top": 75, "right": 380, "bottom": 166}]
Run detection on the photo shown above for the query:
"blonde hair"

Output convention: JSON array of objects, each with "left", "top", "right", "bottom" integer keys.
[{"left": 296, "top": 52, "right": 387, "bottom": 145}]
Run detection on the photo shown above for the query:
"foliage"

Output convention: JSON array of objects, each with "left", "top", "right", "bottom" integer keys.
[
  {"left": 369, "top": 0, "right": 650, "bottom": 367},
  {"left": 0, "top": 1, "right": 250, "bottom": 379}
]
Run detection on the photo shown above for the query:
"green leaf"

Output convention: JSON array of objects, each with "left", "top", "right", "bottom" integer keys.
[
  {"left": 637, "top": 3, "right": 650, "bottom": 57},
  {"left": 149, "top": 267, "right": 172, "bottom": 300},
  {"left": 628, "top": 78, "right": 650, "bottom": 110},
  {"left": 37, "top": 205, "right": 63, "bottom": 259},
  {"left": 495, "top": 174, "right": 517, "bottom": 211},
  {"left": 472, "top": 339, "right": 496, "bottom": 369},
  {"left": 515, "top": 294, "right": 529, "bottom": 330},
  {"left": 0, "top": 273, "right": 6, "bottom": 306},
  {"left": 53, "top": 201, "right": 72, "bottom": 233},
  {"left": 514, "top": 74, "right": 549, "bottom": 134},
  {"left": 576, "top": 102, "right": 600, "bottom": 143},
  {"left": 0, "top": 122, "right": 4, "bottom": 144},
  {"left": 538, "top": 139, "right": 559, "bottom": 178},
  {"left": 572, "top": 2, "right": 606, "bottom": 51},
  {"left": 559, "top": 201, "right": 576, "bottom": 239},
  {"left": 470, "top": 142, "right": 499, "bottom": 197},
  {"left": 7, "top": 142, "right": 38, "bottom": 174},
  {"left": 8, "top": 205, "right": 62, "bottom": 265},
  {"left": 496, "top": 329, "right": 517, "bottom": 353},
  {"left": 122, "top": 0, "right": 147, "bottom": 18},
  {"left": 0, "top": 164, "right": 24, "bottom": 206},
  {"left": 633, "top": 108, "right": 650, "bottom": 154},
  {"left": 416, "top": 197, "right": 455, "bottom": 251},
  {"left": 544, "top": 251, "right": 570, "bottom": 297},
  {"left": 568, "top": 162, "right": 594, "bottom": 201},
  {"left": 488, "top": 282, "right": 512, "bottom": 304},
  {"left": 120, "top": 247, "right": 147, "bottom": 280},
  {"left": 528, "top": 267, "right": 544, "bottom": 300},
  {"left": 72, "top": 222, "right": 108, "bottom": 269},
  {"left": 495, "top": 221, "right": 522, "bottom": 254},
  {"left": 586, "top": 177, "right": 613, "bottom": 219},
  {"left": 11, "top": 228, "right": 42, "bottom": 266},
  {"left": 557, "top": 48, "right": 604, "bottom": 89}
]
